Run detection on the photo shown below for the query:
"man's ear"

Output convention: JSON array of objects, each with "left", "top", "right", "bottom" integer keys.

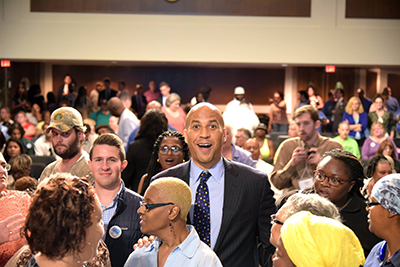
[
  {"left": 314, "top": 120, "right": 321, "bottom": 131},
  {"left": 348, "top": 181, "right": 355, "bottom": 193},
  {"left": 77, "top": 130, "right": 85, "bottom": 142},
  {"left": 88, "top": 160, "right": 92, "bottom": 170},
  {"left": 121, "top": 160, "right": 128, "bottom": 172},
  {"left": 223, "top": 127, "right": 227, "bottom": 142}
]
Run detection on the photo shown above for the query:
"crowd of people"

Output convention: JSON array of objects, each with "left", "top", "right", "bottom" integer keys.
[{"left": 1, "top": 76, "right": 400, "bottom": 267}]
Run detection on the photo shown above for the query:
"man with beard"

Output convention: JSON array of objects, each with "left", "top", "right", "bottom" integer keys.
[
  {"left": 271, "top": 105, "right": 342, "bottom": 193},
  {"left": 39, "top": 107, "right": 93, "bottom": 183}
]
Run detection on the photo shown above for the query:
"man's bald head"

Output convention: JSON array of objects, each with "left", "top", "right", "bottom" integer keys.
[
  {"left": 185, "top": 103, "right": 224, "bottom": 130},
  {"left": 108, "top": 97, "right": 125, "bottom": 117},
  {"left": 146, "top": 100, "right": 162, "bottom": 111}
]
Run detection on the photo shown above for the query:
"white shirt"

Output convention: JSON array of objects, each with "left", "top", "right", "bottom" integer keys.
[{"left": 118, "top": 109, "right": 140, "bottom": 149}]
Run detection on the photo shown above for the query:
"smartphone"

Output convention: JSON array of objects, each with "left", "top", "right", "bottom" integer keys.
[{"left": 307, "top": 151, "right": 316, "bottom": 156}]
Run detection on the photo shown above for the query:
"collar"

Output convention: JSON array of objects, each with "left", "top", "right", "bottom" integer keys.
[
  {"left": 298, "top": 133, "right": 325, "bottom": 149},
  {"left": 378, "top": 241, "right": 400, "bottom": 265},
  {"left": 146, "top": 225, "right": 200, "bottom": 258},
  {"left": 190, "top": 158, "right": 224, "bottom": 184}
]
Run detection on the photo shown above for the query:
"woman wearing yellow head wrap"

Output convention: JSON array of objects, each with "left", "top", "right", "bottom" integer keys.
[{"left": 273, "top": 211, "right": 365, "bottom": 267}]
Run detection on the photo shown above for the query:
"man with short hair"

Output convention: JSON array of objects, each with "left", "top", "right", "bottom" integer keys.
[
  {"left": 332, "top": 84, "right": 347, "bottom": 134},
  {"left": 88, "top": 133, "right": 142, "bottom": 267},
  {"left": 333, "top": 121, "right": 360, "bottom": 158},
  {"left": 144, "top": 80, "right": 161, "bottom": 103},
  {"left": 131, "top": 84, "right": 147, "bottom": 119},
  {"left": 225, "top": 86, "right": 254, "bottom": 112},
  {"left": 156, "top": 81, "right": 171, "bottom": 107},
  {"left": 40, "top": 107, "right": 93, "bottom": 183},
  {"left": 0, "top": 107, "right": 14, "bottom": 129},
  {"left": 108, "top": 97, "right": 139, "bottom": 149},
  {"left": 357, "top": 88, "right": 372, "bottom": 114},
  {"left": 234, "top": 127, "right": 251, "bottom": 148},
  {"left": 98, "top": 77, "right": 118, "bottom": 105},
  {"left": 89, "top": 98, "right": 112, "bottom": 127},
  {"left": 152, "top": 102, "right": 276, "bottom": 267},
  {"left": 222, "top": 125, "right": 256, "bottom": 167},
  {"left": 271, "top": 105, "right": 342, "bottom": 193},
  {"left": 382, "top": 86, "right": 400, "bottom": 116}
]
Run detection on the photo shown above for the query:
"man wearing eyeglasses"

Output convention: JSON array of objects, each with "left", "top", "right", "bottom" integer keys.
[
  {"left": 152, "top": 103, "right": 276, "bottom": 267},
  {"left": 271, "top": 105, "right": 342, "bottom": 193},
  {"left": 88, "top": 133, "right": 143, "bottom": 267}
]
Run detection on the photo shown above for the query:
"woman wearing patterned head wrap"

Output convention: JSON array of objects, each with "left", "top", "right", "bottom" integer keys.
[
  {"left": 272, "top": 211, "right": 365, "bottom": 267},
  {"left": 365, "top": 174, "right": 400, "bottom": 267}
]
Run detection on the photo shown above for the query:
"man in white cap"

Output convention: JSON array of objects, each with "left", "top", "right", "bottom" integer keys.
[
  {"left": 40, "top": 107, "right": 93, "bottom": 183},
  {"left": 225, "top": 86, "right": 254, "bottom": 112}
]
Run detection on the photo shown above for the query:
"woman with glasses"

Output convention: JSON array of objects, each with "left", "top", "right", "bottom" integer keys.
[
  {"left": 124, "top": 177, "right": 222, "bottom": 267},
  {"left": 122, "top": 109, "right": 168, "bottom": 192},
  {"left": 138, "top": 131, "right": 189, "bottom": 195},
  {"left": 304, "top": 148, "right": 381, "bottom": 256},
  {"left": 364, "top": 174, "right": 400, "bottom": 267},
  {"left": 0, "top": 153, "right": 31, "bottom": 266}
]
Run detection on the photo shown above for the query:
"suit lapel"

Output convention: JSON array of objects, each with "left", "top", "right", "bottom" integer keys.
[{"left": 213, "top": 158, "right": 241, "bottom": 252}]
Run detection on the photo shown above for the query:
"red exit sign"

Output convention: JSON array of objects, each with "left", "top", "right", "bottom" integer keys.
[
  {"left": 325, "top": 65, "right": 335, "bottom": 73},
  {"left": 1, "top": 60, "right": 11, "bottom": 67}
]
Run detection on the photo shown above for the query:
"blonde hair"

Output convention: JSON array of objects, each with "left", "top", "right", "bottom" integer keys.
[
  {"left": 345, "top": 97, "right": 364, "bottom": 114},
  {"left": 150, "top": 177, "right": 192, "bottom": 221}
]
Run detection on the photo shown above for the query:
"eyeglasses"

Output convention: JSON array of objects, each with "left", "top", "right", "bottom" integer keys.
[
  {"left": 314, "top": 171, "right": 350, "bottom": 187},
  {"left": 159, "top": 146, "right": 182, "bottom": 155},
  {"left": 139, "top": 201, "right": 174, "bottom": 212},
  {"left": 270, "top": 214, "right": 284, "bottom": 225},
  {"left": 0, "top": 163, "right": 11, "bottom": 171},
  {"left": 366, "top": 201, "right": 381, "bottom": 209}
]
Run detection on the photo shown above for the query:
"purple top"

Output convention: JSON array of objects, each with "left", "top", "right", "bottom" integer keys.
[{"left": 361, "top": 137, "right": 398, "bottom": 159}]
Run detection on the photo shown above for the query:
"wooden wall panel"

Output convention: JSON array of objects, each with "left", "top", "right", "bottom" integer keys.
[
  {"left": 31, "top": 0, "right": 311, "bottom": 17},
  {"left": 52, "top": 65, "right": 285, "bottom": 105},
  {"left": 366, "top": 71, "right": 377, "bottom": 99},
  {"left": 346, "top": 0, "right": 400, "bottom": 19},
  {"left": 297, "top": 67, "right": 357, "bottom": 102},
  {"left": 388, "top": 74, "right": 400, "bottom": 102}
]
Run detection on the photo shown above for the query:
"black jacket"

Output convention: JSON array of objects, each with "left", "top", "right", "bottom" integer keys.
[{"left": 105, "top": 184, "right": 143, "bottom": 267}]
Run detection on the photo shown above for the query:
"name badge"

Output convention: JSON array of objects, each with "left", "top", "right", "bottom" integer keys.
[
  {"left": 109, "top": 225, "right": 122, "bottom": 239},
  {"left": 298, "top": 177, "right": 313, "bottom": 190}
]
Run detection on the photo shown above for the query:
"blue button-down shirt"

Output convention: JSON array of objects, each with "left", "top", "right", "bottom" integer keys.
[
  {"left": 123, "top": 225, "right": 223, "bottom": 267},
  {"left": 189, "top": 158, "right": 224, "bottom": 249},
  {"left": 364, "top": 241, "right": 400, "bottom": 267},
  {"left": 99, "top": 182, "right": 124, "bottom": 240}
]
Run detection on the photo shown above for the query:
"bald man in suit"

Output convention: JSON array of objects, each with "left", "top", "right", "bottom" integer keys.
[{"left": 152, "top": 103, "right": 276, "bottom": 267}]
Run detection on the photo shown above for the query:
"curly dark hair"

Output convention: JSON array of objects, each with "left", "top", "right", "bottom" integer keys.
[
  {"left": 140, "top": 131, "right": 189, "bottom": 195},
  {"left": 135, "top": 109, "right": 168, "bottom": 142},
  {"left": 23, "top": 173, "right": 96, "bottom": 260},
  {"left": 323, "top": 149, "right": 366, "bottom": 198},
  {"left": 366, "top": 155, "right": 391, "bottom": 178}
]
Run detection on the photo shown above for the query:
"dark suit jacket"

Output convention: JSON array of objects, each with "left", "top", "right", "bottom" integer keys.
[
  {"left": 332, "top": 99, "right": 347, "bottom": 134},
  {"left": 98, "top": 88, "right": 118, "bottom": 105},
  {"left": 131, "top": 94, "right": 147, "bottom": 119},
  {"left": 152, "top": 158, "right": 276, "bottom": 267}
]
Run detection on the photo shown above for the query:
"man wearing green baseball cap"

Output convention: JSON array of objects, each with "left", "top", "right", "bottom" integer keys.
[{"left": 40, "top": 107, "right": 93, "bottom": 183}]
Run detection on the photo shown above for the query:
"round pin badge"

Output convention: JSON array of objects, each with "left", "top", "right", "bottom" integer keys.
[
  {"left": 109, "top": 225, "right": 122, "bottom": 239},
  {"left": 371, "top": 142, "right": 376, "bottom": 148}
]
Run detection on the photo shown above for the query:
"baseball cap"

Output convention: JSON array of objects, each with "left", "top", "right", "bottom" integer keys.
[
  {"left": 46, "top": 107, "right": 86, "bottom": 134},
  {"left": 234, "top": 86, "right": 245, "bottom": 95}
]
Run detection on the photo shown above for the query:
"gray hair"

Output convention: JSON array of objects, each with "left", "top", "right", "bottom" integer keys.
[{"left": 282, "top": 193, "right": 342, "bottom": 222}]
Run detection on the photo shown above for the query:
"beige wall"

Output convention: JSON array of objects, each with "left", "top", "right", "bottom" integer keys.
[{"left": 1, "top": 0, "right": 400, "bottom": 66}]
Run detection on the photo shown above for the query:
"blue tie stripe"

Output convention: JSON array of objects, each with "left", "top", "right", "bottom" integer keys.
[{"left": 193, "top": 171, "right": 211, "bottom": 247}]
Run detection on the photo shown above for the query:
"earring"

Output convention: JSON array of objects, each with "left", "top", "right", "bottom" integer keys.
[
  {"left": 182, "top": 159, "right": 185, "bottom": 163},
  {"left": 157, "top": 159, "right": 160, "bottom": 163},
  {"left": 74, "top": 241, "right": 95, "bottom": 265}
]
